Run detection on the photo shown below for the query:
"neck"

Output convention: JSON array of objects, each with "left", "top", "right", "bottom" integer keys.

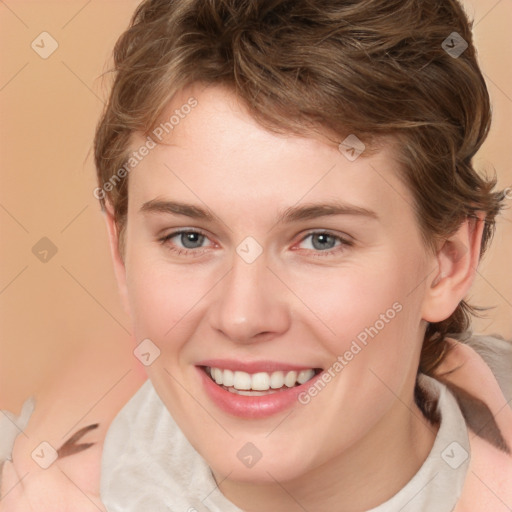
[{"left": 215, "top": 394, "right": 438, "bottom": 512}]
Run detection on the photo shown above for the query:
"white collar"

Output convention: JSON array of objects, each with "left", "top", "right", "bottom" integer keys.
[{"left": 100, "top": 374, "right": 470, "bottom": 512}]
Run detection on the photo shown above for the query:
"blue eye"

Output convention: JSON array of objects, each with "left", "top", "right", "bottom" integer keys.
[
  {"left": 158, "top": 229, "right": 352, "bottom": 258},
  {"left": 159, "top": 229, "right": 211, "bottom": 256},
  {"left": 296, "top": 231, "right": 352, "bottom": 257},
  {"left": 174, "top": 231, "right": 205, "bottom": 249},
  {"left": 302, "top": 232, "right": 338, "bottom": 250}
]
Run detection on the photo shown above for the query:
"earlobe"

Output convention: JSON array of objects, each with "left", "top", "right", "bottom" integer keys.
[
  {"left": 103, "top": 202, "right": 131, "bottom": 316},
  {"left": 422, "top": 214, "right": 485, "bottom": 323}
]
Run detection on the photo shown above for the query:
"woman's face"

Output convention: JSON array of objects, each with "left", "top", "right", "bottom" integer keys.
[{"left": 116, "top": 83, "right": 437, "bottom": 483}]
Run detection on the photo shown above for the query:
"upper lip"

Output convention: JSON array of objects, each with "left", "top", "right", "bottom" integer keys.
[{"left": 196, "top": 359, "right": 322, "bottom": 374}]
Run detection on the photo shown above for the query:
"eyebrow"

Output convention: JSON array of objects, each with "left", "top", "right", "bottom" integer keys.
[{"left": 140, "top": 199, "right": 379, "bottom": 223}]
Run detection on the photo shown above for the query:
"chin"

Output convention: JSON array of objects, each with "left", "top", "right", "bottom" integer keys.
[{"left": 200, "top": 438, "right": 320, "bottom": 485}]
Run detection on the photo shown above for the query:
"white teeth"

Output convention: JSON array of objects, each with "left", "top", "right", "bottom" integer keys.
[
  {"left": 251, "top": 372, "right": 270, "bottom": 391},
  {"left": 222, "top": 369, "right": 234, "bottom": 387},
  {"left": 284, "top": 371, "right": 298, "bottom": 387},
  {"left": 228, "top": 388, "right": 277, "bottom": 396},
  {"left": 233, "top": 371, "right": 252, "bottom": 390},
  {"left": 213, "top": 367, "right": 223, "bottom": 385},
  {"left": 207, "top": 367, "right": 317, "bottom": 391},
  {"left": 270, "top": 371, "right": 285, "bottom": 389},
  {"left": 297, "top": 369, "right": 315, "bottom": 384}
]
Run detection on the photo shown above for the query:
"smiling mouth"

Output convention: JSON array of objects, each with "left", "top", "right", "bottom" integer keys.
[{"left": 202, "top": 366, "right": 323, "bottom": 396}]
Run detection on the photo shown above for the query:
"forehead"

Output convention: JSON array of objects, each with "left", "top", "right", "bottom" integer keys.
[{"left": 126, "top": 84, "right": 413, "bottom": 226}]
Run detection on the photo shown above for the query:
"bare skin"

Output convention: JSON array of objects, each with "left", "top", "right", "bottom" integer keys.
[
  {"left": 1, "top": 83, "right": 488, "bottom": 512},
  {"left": 103, "top": 83, "right": 483, "bottom": 511}
]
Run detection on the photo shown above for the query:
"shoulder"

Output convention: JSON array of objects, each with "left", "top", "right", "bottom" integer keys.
[
  {"left": 434, "top": 333, "right": 512, "bottom": 446},
  {"left": 0, "top": 419, "right": 107, "bottom": 511},
  {"left": 463, "top": 333, "right": 512, "bottom": 403},
  {"left": 456, "top": 435, "right": 512, "bottom": 511},
  {"left": 435, "top": 333, "right": 512, "bottom": 511},
  {"left": 1, "top": 347, "right": 147, "bottom": 510}
]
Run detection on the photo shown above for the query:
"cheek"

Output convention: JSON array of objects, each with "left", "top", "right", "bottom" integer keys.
[
  {"left": 124, "top": 251, "right": 216, "bottom": 346},
  {"left": 290, "top": 250, "right": 427, "bottom": 404},
  {"left": 291, "top": 256, "right": 421, "bottom": 347}
]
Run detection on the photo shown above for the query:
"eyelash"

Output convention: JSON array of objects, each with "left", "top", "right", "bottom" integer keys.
[{"left": 158, "top": 229, "right": 353, "bottom": 258}]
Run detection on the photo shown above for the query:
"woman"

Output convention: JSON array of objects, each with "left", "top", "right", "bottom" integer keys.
[{"left": 1, "top": 0, "right": 511, "bottom": 510}]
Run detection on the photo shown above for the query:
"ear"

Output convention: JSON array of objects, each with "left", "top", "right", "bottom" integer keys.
[
  {"left": 421, "top": 213, "right": 485, "bottom": 323},
  {"left": 103, "top": 202, "right": 130, "bottom": 316}
]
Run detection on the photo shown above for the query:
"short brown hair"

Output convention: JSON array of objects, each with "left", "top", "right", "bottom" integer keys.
[{"left": 94, "top": 0, "right": 506, "bottom": 375}]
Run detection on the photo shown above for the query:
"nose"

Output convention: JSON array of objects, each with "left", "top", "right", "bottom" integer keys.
[{"left": 208, "top": 250, "right": 291, "bottom": 345}]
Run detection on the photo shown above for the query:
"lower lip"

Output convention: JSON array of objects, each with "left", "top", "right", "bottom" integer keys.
[{"left": 197, "top": 367, "right": 323, "bottom": 419}]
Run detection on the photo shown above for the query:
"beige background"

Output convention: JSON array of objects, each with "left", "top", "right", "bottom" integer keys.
[{"left": 1, "top": 0, "right": 511, "bottom": 414}]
